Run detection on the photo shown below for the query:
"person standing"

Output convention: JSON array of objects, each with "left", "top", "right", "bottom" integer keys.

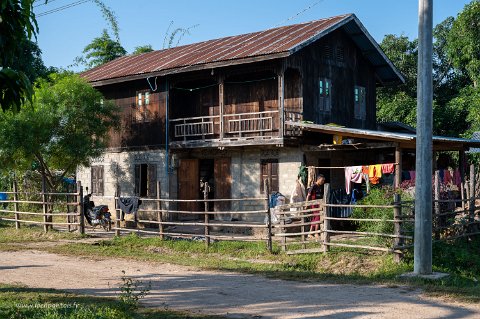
[{"left": 306, "top": 175, "right": 325, "bottom": 239}]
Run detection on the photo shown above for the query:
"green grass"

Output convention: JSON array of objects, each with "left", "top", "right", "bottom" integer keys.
[
  {"left": 0, "top": 220, "right": 88, "bottom": 244},
  {"left": 0, "top": 284, "right": 225, "bottom": 319}
]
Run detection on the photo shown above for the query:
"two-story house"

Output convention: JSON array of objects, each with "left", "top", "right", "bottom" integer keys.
[{"left": 78, "top": 14, "right": 407, "bottom": 218}]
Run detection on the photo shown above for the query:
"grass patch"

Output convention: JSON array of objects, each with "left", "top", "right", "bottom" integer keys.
[
  {"left": 0, "top": 221, "right": 88, "bottom": 244},
  {"left": 0, "top": 284, "right": 225, "bottom": 319}
]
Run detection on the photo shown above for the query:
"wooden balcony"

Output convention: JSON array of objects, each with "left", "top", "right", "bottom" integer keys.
[{"left": 170, "top": 110, "right": 292, "bottom": 148}]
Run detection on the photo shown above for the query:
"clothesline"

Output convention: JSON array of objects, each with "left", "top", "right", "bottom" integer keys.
[{"left": 308, "top": 163, "right": 399, "bottom": 169}]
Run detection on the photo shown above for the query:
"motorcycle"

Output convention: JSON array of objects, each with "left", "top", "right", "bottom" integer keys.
[{"left": 83, "top": 192, "right": 112, "bottom": 231}]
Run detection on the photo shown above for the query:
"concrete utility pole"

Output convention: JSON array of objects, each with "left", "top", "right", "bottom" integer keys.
[{"left": 414, "top": 0, "right": 433, "bottom": 275}]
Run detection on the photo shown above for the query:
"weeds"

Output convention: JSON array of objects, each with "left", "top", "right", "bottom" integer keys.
[{"left": 118, "top": 270, "right": 151, "bottom": 311}]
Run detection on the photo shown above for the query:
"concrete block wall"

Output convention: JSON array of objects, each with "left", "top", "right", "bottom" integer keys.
[{"left": 76, "top": 149, "right": 170, "bottom": 215}]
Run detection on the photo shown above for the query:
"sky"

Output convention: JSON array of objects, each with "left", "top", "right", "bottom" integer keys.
[{"left": 33, "top": 0, "right": 473, "bottom": 71}]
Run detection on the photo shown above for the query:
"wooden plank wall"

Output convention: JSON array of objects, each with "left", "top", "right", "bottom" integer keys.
[{"left": 288, "top": 28, "right": 377, "bottom": 130}]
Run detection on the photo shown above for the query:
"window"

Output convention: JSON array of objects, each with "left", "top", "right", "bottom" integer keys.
[
  {"left": 318, "top": 78, "right": 332, "bottom": 112},
  {"left": 91, "top": 166, "right": 104, "bottom": 196},
  {"left": 260, "top": 159, "right": 279, "bottom": 193},
  {"left": 134, "top": 164, "right": 157, "bottom": 197},
  {"left": 136, "top": 90, "right": 151, "bottom": 107},
  {"left": 354, "top": 86, "right": 366, "bottom": 120},
  {"left": 336, "top": 46, "right": 345, "bottom": 62}
]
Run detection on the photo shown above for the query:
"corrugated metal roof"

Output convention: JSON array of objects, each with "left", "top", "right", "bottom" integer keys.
[
  {"left": 82, "top": 14, "right": 404, "bottom": 86},
  {"left": 286, "top": 121, "right": 480, "bottom": 150}
]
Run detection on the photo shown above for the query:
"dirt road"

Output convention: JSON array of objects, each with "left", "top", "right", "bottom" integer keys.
[{"left": 1, "top": 250, "right": 479, "bottom": 318}]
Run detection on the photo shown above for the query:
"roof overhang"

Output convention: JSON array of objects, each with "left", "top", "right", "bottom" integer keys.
[{"left": 286, "top": 121, "right": 480, "bottom": 151}]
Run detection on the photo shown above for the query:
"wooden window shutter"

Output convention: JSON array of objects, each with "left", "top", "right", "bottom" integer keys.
[
  {"left": 260, "top": 159, "right": 279, "bottom": 193},
  {"left": 98, "top": 166, "right": 104, "bottom": 196},
  {"left": 134, "top": 164, "right": 140, "bottom": 196},
  {"left": 147, "top": 164, "right": 157, "bottom": 198},
  {"left": 91, "top": 166, "right": 104, "bottom": 196}
]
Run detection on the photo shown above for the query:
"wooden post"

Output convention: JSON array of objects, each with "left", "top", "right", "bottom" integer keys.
[
  {"left": 218, "top": 75, "right": 224, "bottom": 141},
  {"left": 77, "top": 181, "right": 85, "bottom": 235},
  {"left": 322, "top": 183, "right": 330, "bottom": 253},
  {"left": 115, "top": 185, "right": 120, "bottom": 237},
  {"left": 13, "top": 178, "right": 19, "bottom": 229},
  {"left": 66, "top": 186, "right": 71, "bottom": 232},
  {"left": 301, "top": 210, "right": 306, "bottom": 250},
  {"left": 41, "top": 175, "right": 48, "bottom": 232},
  {"left": 280, "top": 214, "right": 287, "bottom": 252},
  {"left": 393, "top": 193, "right": 404, "bottom": 262},
  {"left": 469, "top": 164, "right": 475, "bottom": 225},
  {"left": 277, "top": 67, "right": 285, "bottom": 139},
  {"left": 204, "top": 182, "right": 210, "bottom": 248},
  {"left": 157, "top": 181, "right": 164, "bottom": 240},
  {"left": 395, "top": 145, "right": 402, "bottom": 189},
  {"left": 434, "top": 170, "right": 440, "bottom": 240},
  {"left": 265, "top": 179, "right": 272, "bottom": 253},
  {"left": 460, "top": 149, "right": 466, "bottom": 210}
]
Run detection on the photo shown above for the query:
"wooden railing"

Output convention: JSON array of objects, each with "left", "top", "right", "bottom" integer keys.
[
  {"left": 170, "top": 115, "right": 220, "bottom": 140},
  {"left": 224, "top": 110, "right": 279, "bottom": 138}
]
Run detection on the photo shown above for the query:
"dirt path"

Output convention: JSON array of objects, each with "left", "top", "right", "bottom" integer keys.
[{"left": 1, "top": 250, "right": 479, "bottom": 319}]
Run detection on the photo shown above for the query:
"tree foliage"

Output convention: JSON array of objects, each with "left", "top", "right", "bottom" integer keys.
[
  {"left": 79, "top": 29, "right": 127, "bottom": 69},
  {"left": 377, "top": 2, "right": 480, "bottom": 138},
  {"left": 132, "top": 45, "right": 154, "bottom": 55},
  {"left": 0, "top": 73, "right": 120, "bottom": 189},
  {"left": 0, "top": 0, "right": 38, "bottom": 112},
  {"left": 448, "top": 0, "right": 480, "bottom": 87}
]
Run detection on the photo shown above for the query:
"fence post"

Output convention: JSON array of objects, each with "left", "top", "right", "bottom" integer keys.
[
  {"left": 322, "top": 183, "right": 330, "bottom": 253},
  {"left": 264, "top": 179, "right": 272, "bottom": 253},
  {"left": 470, "top": 164, "right": 475, "bottom": 226},
  {"left": 434, "top": 170, "right": 440, "bottom": 240},
  {"left": 157, "top": 181, "right": 164, "bottom": 240},
  {"left": 115, "top": 185, "right": 120, "bottom": 237},
  {"left": 13, "top": 178, "right": 20, "bottom": 229},
  {"left": 280, "top": 213, "right": 287, "bottom": 252},
  {"left": 393, "top": 193, "right": 404, "bottom": 263},
  {"left": 300, "top": 206, "right": 306, "bottom": 250},
  {"left": 204, "top": 182, "right": 210, "bottom": 248},
  {"left": 77, "top": 181, "right": 85, "bottom": 235},
  {"left": 41, "top": 175, "right": 48, "bottom": 232}
]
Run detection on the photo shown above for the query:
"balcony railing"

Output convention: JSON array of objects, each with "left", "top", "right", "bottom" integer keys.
[{"left": 170, "top": 110, "right": 301, "bottom": 146}]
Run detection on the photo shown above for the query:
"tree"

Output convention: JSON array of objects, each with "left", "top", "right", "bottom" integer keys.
[
  {"left": 5, "top": 39, "right": 48, "bottom": 82},
  {"left": 0, "top": 73, "right": 120, "bottom": 190},
  {"left": 79, "top": 29, "right": 127, "bottom": 69},
  {"left": 448, "top": 0, "right": 480, "bottom": 87},
  {"left": 132, "top": 45, "right": 154, "bottom": 55},
  {"left": 0, "top": 0, "right": 38, "bottom": 112}
]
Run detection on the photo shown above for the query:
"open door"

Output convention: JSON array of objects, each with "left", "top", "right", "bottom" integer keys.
[
  {"left": 178, "top": 159, "right": 199, "bottom": 220},
  {"left": 214, "top": 158, "right": 231, "bottom": 212}
]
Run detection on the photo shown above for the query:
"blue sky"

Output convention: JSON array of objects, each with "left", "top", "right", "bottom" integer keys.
[{"left": 34, "top": 0, "right": 472, "bottom": 70}]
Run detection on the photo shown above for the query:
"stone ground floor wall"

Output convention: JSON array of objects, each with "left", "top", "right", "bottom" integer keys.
[{"left": 76, "top": 149, "right": 170, "bottom": 217}]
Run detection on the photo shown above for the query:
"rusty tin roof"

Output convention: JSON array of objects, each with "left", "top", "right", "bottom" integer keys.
[{"left": 82, "top": 14, "right": 404, "bottom": 86}]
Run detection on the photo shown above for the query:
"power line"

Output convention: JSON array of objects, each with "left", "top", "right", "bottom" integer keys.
[
  {"left": 37, "top": 0, "right": 91, "bottom": 17},
  {"left": 34, "top": 0, "right": 61, "bottom": 8},
  {"left": 272, "top": 0, "right": 325, "bottom": 28}
]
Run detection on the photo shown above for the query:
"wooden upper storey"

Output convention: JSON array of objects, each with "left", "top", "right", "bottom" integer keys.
[{"left": 85, "top": 14, "right": 403, "bottom": 150}]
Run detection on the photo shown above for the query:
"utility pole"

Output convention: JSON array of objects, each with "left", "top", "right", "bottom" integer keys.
[{"left": 414, "top": 0, "right": 433, "bottom": 275}]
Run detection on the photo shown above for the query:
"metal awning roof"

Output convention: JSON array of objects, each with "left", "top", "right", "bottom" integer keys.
[
  {"left": 286, "top": 121, "right": 480, "bottom": 151},
  {"left": 82, "top": 14, "right": 404, "bottom": 87}
]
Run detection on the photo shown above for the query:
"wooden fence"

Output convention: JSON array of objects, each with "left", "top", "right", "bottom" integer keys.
[
  {"left": 112, "top": 180, "right": 272, "bottom": 250},
  {"left": 274, "top": 184, "right": 414, "bottom": 261},
  {"left": 0, "top": 180, "right": 84, "bottom": 234}
]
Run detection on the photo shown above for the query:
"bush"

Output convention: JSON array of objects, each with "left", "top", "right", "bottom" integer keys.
[{"left": 351, "top": 187, "right": 413, "bottom": 246}]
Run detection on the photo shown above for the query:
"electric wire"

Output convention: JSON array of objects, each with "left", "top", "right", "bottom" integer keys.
[
  {"left": 272, "top": 0, "right": 325, "bottom": 28},
  {"left": 37, "top": 0, "right": 91, "bottom": 17}
]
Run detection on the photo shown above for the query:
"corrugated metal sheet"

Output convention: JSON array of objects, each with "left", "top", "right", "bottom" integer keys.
[
  {"left": 286, "top": 121, "right": 480, "bottom": 149},
  {"left": 82, "top": 13, "right": 403, "bottom": 85}
]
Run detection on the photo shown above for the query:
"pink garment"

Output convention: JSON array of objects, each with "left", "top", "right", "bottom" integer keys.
[
  {"left": 381, "top": 163, "right": 395, "bottom": 174},
  {"left": 345, "top": 167, "right": 353, "bottom": 194},
  {"left": 409, "top": 170, "right": 416, "bottom": 182},
  {"left": 351, "top": 166, "right": 363, "bottom": 183},
  {"left": 454, "top": 169, "right": 462, "bottom": 187},
  {"left": 444, "top": 170, "right": 452, "bottom": 184}
]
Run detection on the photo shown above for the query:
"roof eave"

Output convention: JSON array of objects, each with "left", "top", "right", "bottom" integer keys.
[{"left": 88, "top": 51, "right": 290, "bottom": 87}]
